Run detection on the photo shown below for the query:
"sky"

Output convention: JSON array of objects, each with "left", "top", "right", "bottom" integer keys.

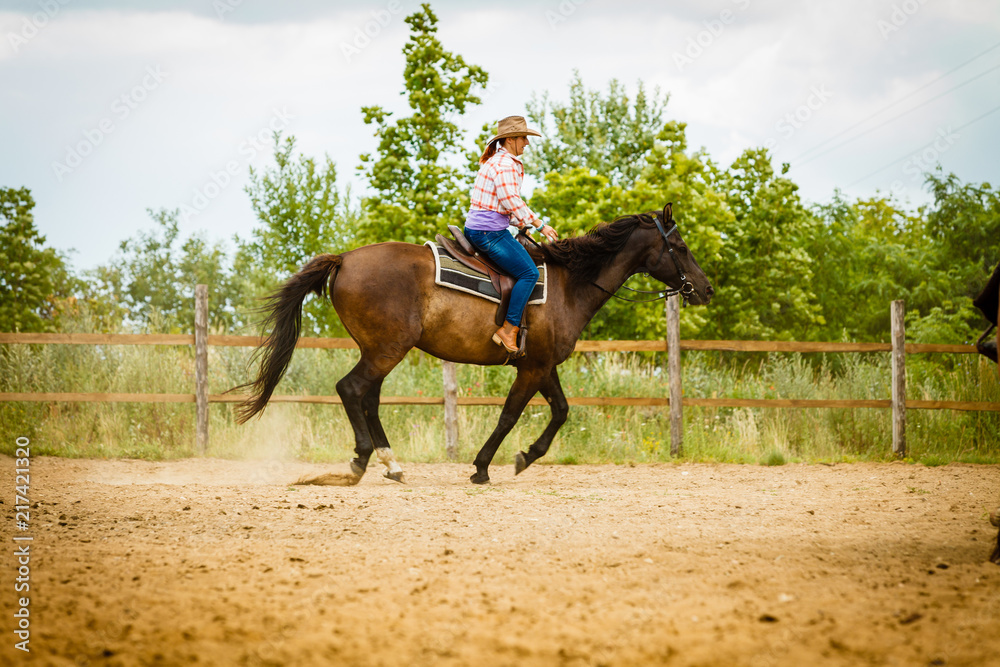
[{"left": 2, "top": 0, "right": 999, "bottom": 273}]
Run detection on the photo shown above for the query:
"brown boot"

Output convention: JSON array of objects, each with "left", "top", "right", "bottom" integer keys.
[{"left": 492, "top": 321, "right": 519, "bottom": 353}]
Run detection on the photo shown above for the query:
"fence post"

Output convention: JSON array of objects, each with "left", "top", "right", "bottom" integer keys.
[
  {"left": 890, "top": 299, "right": 906, "bottom": 458},
  {"left": 195, "top": 284, "right": 209, "bottom": 455},
  {"left": 443, "top": 361, "right": 459, "bottom": 460},
  {"left": 666, "top": 294, "right": 683, "bottom": 456}
]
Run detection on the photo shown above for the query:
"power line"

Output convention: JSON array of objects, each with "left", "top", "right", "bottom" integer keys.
[
  {"left": 788, "top": 40, "right": 1000, "bottom": 163},
  {"left": 794, "top": 62, "right": 1000, "bottom": 167},
  {"left": 845, "top": 101, "right": 1000, "bottom": 188}
]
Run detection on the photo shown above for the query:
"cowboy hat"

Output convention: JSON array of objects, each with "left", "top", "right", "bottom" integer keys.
[{"left": 483, "top": 115, "right": 541, "bottom": 148}]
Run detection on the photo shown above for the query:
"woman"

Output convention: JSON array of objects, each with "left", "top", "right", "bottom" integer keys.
[{"left": 464, "top": 115, "right": 559, "bottom": 352}]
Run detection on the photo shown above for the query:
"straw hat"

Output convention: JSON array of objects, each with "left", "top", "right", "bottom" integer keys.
[{"left": 483, "top": 115, "right": 541, "bottom": 148}]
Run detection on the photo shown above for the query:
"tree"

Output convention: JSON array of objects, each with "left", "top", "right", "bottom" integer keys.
[
  {"left": 528, "top": 121, "right": 726, "bottom": 340},
  {"left": 923, "top": 171, "right": 1000, "bottom": 302},
  {"left": 809, "top": 173, "right": 999, "bottom": 346},
  {"left": 356, "top": 3, "right": 489, "bottom": 244},
  {"left": 236, "top": 132, "right": 356, "bottom": 336},
  {"left": 906, "top": 171, "right": 1000, "bottom": 344},
  {"left": 525, "top": 72, "right": 668, "bottom": 188},
  {"left": 709, "top": 150, "right": 825, "bottom": 341},
  {"left": 0, "top": 187, "right": 77, "bottom": 332},
  {"left": 810, "top": 192, "right": 932, "bottom": 342}
]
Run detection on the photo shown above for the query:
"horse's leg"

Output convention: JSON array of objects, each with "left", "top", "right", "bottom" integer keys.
[
  {"left": 361, "top": 378, "right": 405, "bottom": 483},
  {"left": 470, "top": 368, "right": 547, "bottom": 485},
  {"left": 336, "top": 354, "right": 402, "bottom": 481},
  {"left": 514, "top": 367, "right": 569, "bottom": 476}
]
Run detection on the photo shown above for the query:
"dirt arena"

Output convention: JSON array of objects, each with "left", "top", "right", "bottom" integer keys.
[{"left": 2, "top": 456, "right": 1000, "bottom": 667}]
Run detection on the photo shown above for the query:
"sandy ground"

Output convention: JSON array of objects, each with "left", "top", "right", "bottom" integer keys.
[{"left": 2, "top": 455, "right": 1000, "bottom": 667}]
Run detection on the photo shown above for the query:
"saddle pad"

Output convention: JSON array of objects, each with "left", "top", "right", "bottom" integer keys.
[{"left": 425, "top": 241, "right": 547, "bottom": 305}]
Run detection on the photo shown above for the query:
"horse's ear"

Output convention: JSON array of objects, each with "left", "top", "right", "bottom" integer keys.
[{"left": 663, "top": 203, "right": 673, "bottom": 224}]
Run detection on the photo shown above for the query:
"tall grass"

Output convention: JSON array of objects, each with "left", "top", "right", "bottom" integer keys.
[{"left": 2, "top": 341, "right": 998, "bottom": 466}]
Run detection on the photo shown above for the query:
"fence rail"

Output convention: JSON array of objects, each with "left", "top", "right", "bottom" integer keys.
[
  {"left": 2, "top": 291, "right": 998, "bottom": 457},
  {"left": 0, "top": 332, "right": 978, "bottom": 354}
]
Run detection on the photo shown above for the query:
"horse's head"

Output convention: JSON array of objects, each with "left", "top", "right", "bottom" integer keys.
[{"left": 636, "top": 203, "right": 714, "bottom": 306}]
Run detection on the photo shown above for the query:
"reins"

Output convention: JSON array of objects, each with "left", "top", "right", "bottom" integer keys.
[
  {"left": 588, "top": 281, "right": 682, "bottom": 303},
  {"left": 589, "top": 214, "right": 696, "bottom": 305},
  {"left": 519, "top": 224, "right": 675, "bottom": 303}
]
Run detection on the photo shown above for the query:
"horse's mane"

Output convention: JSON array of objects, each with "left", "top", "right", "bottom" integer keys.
[{"left": 536, "top": 214, "right": 649, "bottom": 282}]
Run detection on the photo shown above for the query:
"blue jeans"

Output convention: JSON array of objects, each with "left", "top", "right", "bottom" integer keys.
[{"left": 463, "top": 228, "right": 539, "bottom": 327}]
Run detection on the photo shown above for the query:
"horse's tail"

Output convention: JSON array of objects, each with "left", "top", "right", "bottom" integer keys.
[{"left": 234, "top": 253, "right": 343, "bottom": 424}]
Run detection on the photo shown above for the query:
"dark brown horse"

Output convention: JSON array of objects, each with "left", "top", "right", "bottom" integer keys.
[
  {"left": 235, "top": 204, "right": 714, "bottom": 484},
  {"left": 992, "top": 509, "right": 1000, "bottom": 565},
  {"left": 974, "top": 262, "right": 1000, "bottom": 563}
]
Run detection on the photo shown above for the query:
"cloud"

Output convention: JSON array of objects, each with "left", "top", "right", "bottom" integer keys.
[{"left": 1, "top": 0, "right": 998, "bottom": 272}]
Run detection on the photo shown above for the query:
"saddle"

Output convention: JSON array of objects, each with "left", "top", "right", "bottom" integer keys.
[{"left": 435, "top": 225, "right": 517, "bottom": 328}]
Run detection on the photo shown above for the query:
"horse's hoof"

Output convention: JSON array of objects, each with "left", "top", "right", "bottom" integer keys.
[
  {"left": 470, "top": 471, "right": 490, "bottom": 485},
  {"left": 990, "top": 507, "right": 1000, "bottom": 528},
  {"left": 349, "top": 460, "right": 366, "bottom": 479},
  {"left": 384, "top": 470, "right": 405, "bottom": 484},
  {"left": 515, "top": 451, "right": 530, "bottom": 475}
]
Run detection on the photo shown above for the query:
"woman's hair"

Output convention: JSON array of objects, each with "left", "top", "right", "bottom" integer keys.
[{"left": 479, "top": 138, "right": 503, "bottom": 164}]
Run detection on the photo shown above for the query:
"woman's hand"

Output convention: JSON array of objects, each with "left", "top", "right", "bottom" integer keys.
[{"left": 539, "top": 224, "right": 559, "bottom": 243}]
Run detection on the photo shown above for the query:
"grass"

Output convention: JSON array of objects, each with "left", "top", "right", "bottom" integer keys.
[
  {"left": 761, "top": 450, "right": 787, "bottom": 467},
  {"left": 2, "top": 339, "right": 999, "bottom": 466}
]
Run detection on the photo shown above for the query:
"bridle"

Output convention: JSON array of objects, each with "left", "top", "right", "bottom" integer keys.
[{"left": 590, "top": 211, "right": 697, "bottom": 305}]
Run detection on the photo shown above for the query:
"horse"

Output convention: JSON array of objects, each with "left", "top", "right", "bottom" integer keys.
[
  {"left": 234, "top": 203, "right": 714, "bottom": 485},
  {"left": 973, "top": 262, "right": 1000, "bottom": 563},
  {"left": 992, "top": 509, "right": 1000, "bottom": 565},
  {"left": 973, "top": 260, "right": 999, "bottom": 363}
]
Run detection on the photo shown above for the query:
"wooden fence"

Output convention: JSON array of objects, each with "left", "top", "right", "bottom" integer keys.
[{"left": 2, "top": 290, "right": 998, "bottom": 459}]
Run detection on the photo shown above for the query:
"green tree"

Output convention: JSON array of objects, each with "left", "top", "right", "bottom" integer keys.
[
  {"left": 90, "top": 209, "right": 241, "bottom": 332},
  {"left": 0, "top": 187, "right": 77, "bottom": 332},
  {"left": 236, "top": 132, "right": 356, "bottom": 336},
  {"left": 525, "top": 72, "right": 668, "bottom": 188},
  {"left": 710, "top": 150, "right": 825, "bottom": 341},
  {"left": 356, "top": 2, "right": 488, "bottom": 244},
  {"left": 529, "top": 121, "right": 726, "bottom": 340},
  {"left": 810, "top": 174, "right": 998, "bottom": 346},
  {"left": 810, "top": 193, "right": 932, "bottom": 342},
  {"left": 906, "top": 171, "right": 999, "bottom": 344},
  {"left": 924, "top": 171, "right": 1000, "bottom": 302}
]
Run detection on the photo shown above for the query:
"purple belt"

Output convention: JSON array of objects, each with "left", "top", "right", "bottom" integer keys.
[{"left": 465, "top": 209, "right": 510, "bottom": 231}]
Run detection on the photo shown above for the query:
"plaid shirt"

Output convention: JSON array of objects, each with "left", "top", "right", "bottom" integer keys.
[{"left": 469, "top": 147, "right": 541, "bottom": 228}]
